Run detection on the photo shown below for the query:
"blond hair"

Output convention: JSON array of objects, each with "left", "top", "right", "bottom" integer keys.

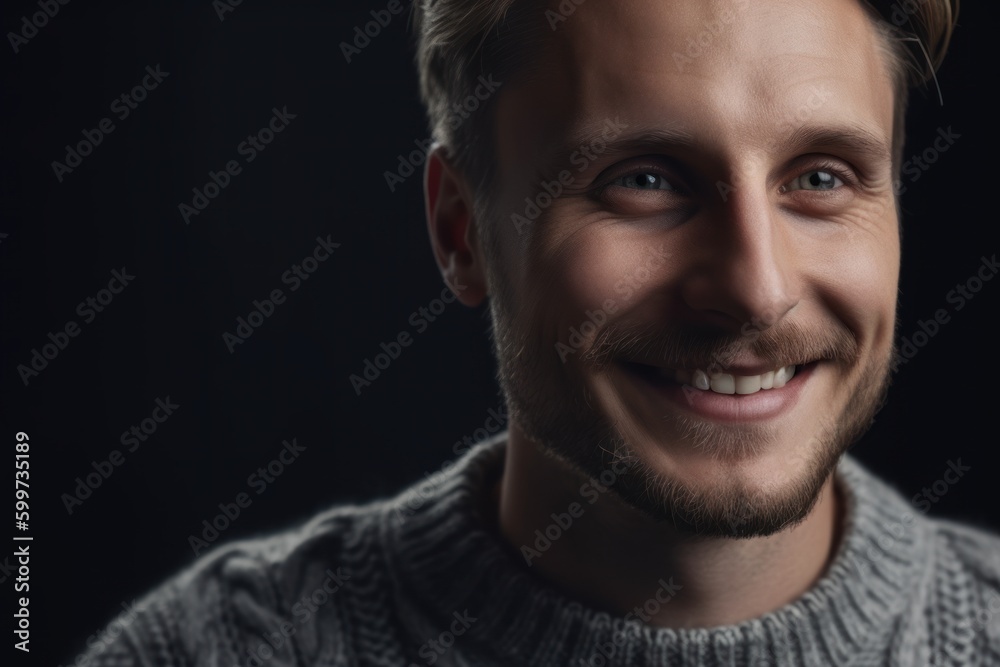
[{"left": 412, "top": 0, "right": 959, "bottom": 197}]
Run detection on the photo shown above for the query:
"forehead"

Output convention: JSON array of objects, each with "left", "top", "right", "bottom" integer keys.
[{"left": 495, "top": 0, "right": 895, "bottom": 180}]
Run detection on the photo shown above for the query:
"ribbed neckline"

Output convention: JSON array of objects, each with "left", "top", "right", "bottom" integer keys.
[{"left": 380, "top": 434, "right": 934, "bottom": 666}]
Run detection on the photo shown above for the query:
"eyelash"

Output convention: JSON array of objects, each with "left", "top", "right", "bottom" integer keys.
[
  {"left": 593, "top": 159, "right": 859, "bottom": 198},
  {"left": 783, "top": 160, "right": 858, "bottom": 192},
  {"left": 595, "top": 162, "right": 684, "bottom": 197}
]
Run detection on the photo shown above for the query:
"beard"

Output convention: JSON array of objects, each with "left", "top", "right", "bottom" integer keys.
[{"left": 485, "top": 259, "right": 895, "bottom": 539}]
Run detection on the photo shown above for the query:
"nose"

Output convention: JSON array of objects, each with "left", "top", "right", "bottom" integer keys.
[{"left": 679, "top": 184, "right": 799, "bottom": 331}]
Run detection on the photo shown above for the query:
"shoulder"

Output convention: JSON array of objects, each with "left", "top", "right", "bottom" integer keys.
[
  {"left": 70, "top": 499, "right": 388, "bottom": 667},
  {"left": 70, "top": 437, "right": 507, "bottom": 667},
  {"left": 934, "top": 516, "right": 1000, "bottom": 585},
  {"left": 930, "top": 515, "right": 1000, "bottom": 662},
  {"left": 837, "top": 455, "right": 1000, "bottom": 662}
]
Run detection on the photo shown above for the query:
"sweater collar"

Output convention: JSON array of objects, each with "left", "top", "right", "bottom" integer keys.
[{"left": 381, "top": 434, "right": 933, "bottom": 666}]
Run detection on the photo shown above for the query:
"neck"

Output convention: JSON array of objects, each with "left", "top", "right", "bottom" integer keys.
[{"left": 496, "top": 421, "right": 844, "bottom": 628}]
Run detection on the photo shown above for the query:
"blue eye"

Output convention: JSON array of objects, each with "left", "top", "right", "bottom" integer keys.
[
  {"left": 614, "top": 172, "right": 675, "bottom": 191},
  {"left": 786, "top": 170, "right": 843, "bottom": 191}
]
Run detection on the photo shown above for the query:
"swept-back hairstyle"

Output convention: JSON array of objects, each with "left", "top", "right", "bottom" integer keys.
[{"left": 412, "top": 0, "right": 958, "bottom": 218}]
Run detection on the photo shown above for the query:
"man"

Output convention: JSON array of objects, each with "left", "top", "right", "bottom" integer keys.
[{"left": 80, "top": 0, "right": 999, "bottom": 665}]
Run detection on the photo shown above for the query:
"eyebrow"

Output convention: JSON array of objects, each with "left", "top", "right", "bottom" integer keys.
[
  {"left": 783, "top": 124, "right": 892, "bottom": 166},
  {"left": 551, "top": 126, "right": 696, "bottom": 165},
  {"left": 532, "top": 126, "right": 696, "bottom": 187},
  {"left": 568, "top": 126, "right": 696, "bottom": 155},
  {"left": 530, "top": 122, "right": 891, "bottom": 188}
]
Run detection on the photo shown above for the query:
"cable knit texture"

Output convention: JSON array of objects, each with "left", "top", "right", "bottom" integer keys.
[{"left": 75, "top": 433, "right": 1000, "bottom": 666}]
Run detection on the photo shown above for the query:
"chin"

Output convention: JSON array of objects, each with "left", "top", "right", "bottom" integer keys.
[
  {"left": 505, "top": 346, "right": 893, "bottom": 540},
  {"left": 598, "top": 423, "right": 842, "bottom": 538},
  {"left": 491, "top": 282, "right": 895, "bottom": 538}
]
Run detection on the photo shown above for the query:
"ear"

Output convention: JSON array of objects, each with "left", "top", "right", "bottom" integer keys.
[{"left": 424, "top": 144, "right": 489, "bottom": 307}]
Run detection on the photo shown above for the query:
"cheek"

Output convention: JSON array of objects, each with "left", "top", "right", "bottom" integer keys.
[
  {"left": 554, "top": 245, "right": 625, "bottom": 311},
  {"left": 809, "top": 227, "right": 899, "bottom": 348},
  {"left": 540, "top": 225, "right": 668, "bottom": 327}
]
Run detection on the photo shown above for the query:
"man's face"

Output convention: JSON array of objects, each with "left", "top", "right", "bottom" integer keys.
[{"left": 482, "top": 0, "right": 900, "bottom": 536}]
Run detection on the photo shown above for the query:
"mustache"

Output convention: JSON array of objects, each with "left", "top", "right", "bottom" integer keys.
[{"left": 582, "top": 318, "right": 859, "bottom": 371}]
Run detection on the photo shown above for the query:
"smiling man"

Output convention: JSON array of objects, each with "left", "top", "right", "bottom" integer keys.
[{"left": 77, "top": 1, "right": 1000, "bottom": 666}]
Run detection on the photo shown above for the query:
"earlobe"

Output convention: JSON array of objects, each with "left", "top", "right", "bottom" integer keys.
[{"left": 424, "top": 145, "right": 488, "bottom": 307}]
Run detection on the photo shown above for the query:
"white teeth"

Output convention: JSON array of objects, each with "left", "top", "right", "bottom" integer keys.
[
  {"left": 692, "top": 369, "right": 711, "bottom": 390},
  {"left": 760, "top": 370, "right": 774, "bottom": 390},
  {"left": 676, "top": 365, "right": 798, "bottom": 395},
  {"left": 773, "top": 365, "right": 796, "bottom": 388},
  {"left": 709, "top": 372, "right": 735, "bottom": 394},
  {"left": 735, "top": 374, "right": 761, "bottom": 395}
]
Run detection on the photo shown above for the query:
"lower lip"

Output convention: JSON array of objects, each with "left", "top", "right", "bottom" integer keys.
[{"left": 621, "top": 361, "right": 817, "bottom": 422}]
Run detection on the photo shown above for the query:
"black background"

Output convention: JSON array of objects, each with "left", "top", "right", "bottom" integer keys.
[{"left": 1, "top": 1, "right": 997, "bottom": 664}]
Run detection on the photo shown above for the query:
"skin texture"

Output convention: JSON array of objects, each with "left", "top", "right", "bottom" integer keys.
[{"left": 424, "top": 0, "right": 899, "bottom": 627}]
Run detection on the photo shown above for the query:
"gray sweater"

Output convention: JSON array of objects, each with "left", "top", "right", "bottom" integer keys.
[{"left": 75, "top": 434, "right": 1000, "bottom": 666}]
